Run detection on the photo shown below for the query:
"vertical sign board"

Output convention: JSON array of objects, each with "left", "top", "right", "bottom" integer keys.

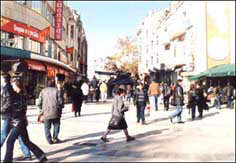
[
  {"left": 206, "top": 2, "right": 231, "bottom": 68},
  {"left": 54, "top": 0, "right": 64, "bottom": 40}
]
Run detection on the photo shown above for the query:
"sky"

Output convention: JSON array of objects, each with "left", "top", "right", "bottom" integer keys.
[{"left": 67, "top": 1, "right": 170, "bottom": 74}]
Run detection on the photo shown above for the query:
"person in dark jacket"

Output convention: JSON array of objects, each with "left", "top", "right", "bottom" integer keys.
[
  {"left": 195, "top": 82, "right": 207, "bottom": 119},
  {"left": 101, "top": 88, "right": 135, "bottom": 143},
  {"left": 37, "top": 79, "right": 64, "bottom": 144},
  {"left": 134, "top": 83, "right": 148, "bottom": 124},
  {"left": 71, "top": 82, "right": 83, "bottom": 117},
  {"left": 224, "top": 82, "right": 234, "bottom": 109},
  {"left": 169, "top": 79, "right": 184, "bottom": 123},
  {"left": 187, "top": 83, "right": 197, "bottom": 120},
  {"left": 163, "top": 83, "right": 171, "bottom": 111},
  {"left": 0, "top": 73, "right": 31, "bottom": 161},
  {"left": 3, "top": 76, "right": 47, "bottom": 162}
]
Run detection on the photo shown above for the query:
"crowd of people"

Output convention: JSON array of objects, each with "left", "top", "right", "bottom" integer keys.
[{"left": 1, "top": 71, "right": 235, "bottom": 162}]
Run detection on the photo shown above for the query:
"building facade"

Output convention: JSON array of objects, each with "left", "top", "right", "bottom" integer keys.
[
  {"left": 136, "top": 1, "right": 235, "bottom": 86},
  {"left": 1, "top": 1, "right": 88, "bottom": 100}
]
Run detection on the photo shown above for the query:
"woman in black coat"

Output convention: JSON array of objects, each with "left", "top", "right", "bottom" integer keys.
[
  {"left": 101, "top": 88, "right": 135, "bottom": 143},
  {"left": 195, "top": 83, "right": 208, "bottom": 119},
  {"left": 71, "top": 82, "right": 84, "bottom": 117}
]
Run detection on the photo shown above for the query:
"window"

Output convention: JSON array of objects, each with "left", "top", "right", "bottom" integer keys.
[
  {"left": 71, "top": 25, "right": 74, "bottom": 39},
  {"left": 66, "top": 23, "right": 69, "bottom": 36},
  {"left": 32, "top": 1, "right": 42, "bottom": 13},
  {"left": 151, "top": 56, "right": 153, "bottom": 65},
  {"left": 62, "top": 27, "right": 66, "bottom": 40},
  {"left": 16, "top": 0, "right": 26, "bottom": 5},
  {"left": 0, "top": 32, "right": 24, "bottom": 49},
  {"left": 29, "top": 39, "right": 40, "bottom": 54}
]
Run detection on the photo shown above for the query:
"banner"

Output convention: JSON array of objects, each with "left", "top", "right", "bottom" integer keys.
[
  {"left": 0, "top": 17, "right": 50, "bottom": 43},
  {"left": 54, "top": 0, "right": 64, "bottom": 40}
]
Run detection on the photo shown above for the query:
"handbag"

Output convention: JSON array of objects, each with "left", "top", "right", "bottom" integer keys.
[
  {"left": 37, "top": 112, "right": 44, "bottom": 123},
  {"left": 108, "top": 115, "right": 122, "bottom": 128},
  {"left": 121, "top": 105, "right": 129, "bottom": 113}
]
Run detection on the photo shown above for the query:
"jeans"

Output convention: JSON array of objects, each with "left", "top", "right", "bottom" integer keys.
[
  {"left": 149, "top": 95, "right": 158, "bottom": 111},
  {"left": 170, "top": 105, "right": 183, "bottom": 122},
  {"left": 215, "top": 96, "right": 221, "bottom": 109},
  {"left": 136, "top": 101, "right": 146, "bottom": 122},
  {"left": 226, "top": 96, "right": 232, "bottom": 108},
  {"left": 4, "top": 125, "right": 45, "bottom": 162},
  {"left": 1, "top": 118, "right": 31, "bottom": 158},
  {"left": 44, "top": 118, "right": 61, "bottom": 143},
  {"left": 191, "top": 105, "right": 196, "bottom": 119}
]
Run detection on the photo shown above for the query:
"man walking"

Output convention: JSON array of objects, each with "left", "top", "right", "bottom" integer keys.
[
  {"left": 148, "top": 80, "right": 160, "bottom": 111},
  {"left": 1, "top": 72, "right": 32, "bottom": 160},
  {"left": 225, "top": 82, "right": 234, "bottom": 109},
  {"left": 37, "top": 79, "right": 64, "bottom": 144},
  {"left": 169, "top": 78, "right": 184, "bottom": 123}
]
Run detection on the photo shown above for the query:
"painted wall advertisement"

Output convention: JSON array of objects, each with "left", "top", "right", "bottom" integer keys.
[
  {"left": 54, "top": 0, "right": 64, "bottom": 40},
  {"left": 206, "top": 2, "right": 231, "bottom": 68}
]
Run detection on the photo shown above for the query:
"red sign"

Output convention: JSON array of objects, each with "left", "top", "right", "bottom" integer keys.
[
  {"left": 54, "top": 0, "right": 64, "bottom": 40},
  {"left": 25, "top": 60, "right": 46, "bottom": 72},
  {"left": 0, "top": 17, "right": 50, "bottom": 43},
  {"left": 66, "top": 47, "right": 74, "bottom": 54}
]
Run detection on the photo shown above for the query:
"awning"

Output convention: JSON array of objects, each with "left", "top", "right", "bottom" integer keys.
[
  {"left": 189, "top": 64, "right": 236, "bottom": 81},
  {"left": 25, "top": 60, "right": 46, "bottom": 72}
]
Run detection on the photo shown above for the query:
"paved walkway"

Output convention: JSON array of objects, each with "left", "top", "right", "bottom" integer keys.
[{"left": 1, "top": 101, "right": 235, "bottom": 162}]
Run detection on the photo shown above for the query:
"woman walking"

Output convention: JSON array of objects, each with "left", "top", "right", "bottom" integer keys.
[
  {"left": 3, "top": 76, "right": 47, "bottom": 162},
  {"left": 101, "top": 88, "right": 135, "bottom": 142},
  {"left": 187, "top": 83, "right": 197, "bottom": 120}
]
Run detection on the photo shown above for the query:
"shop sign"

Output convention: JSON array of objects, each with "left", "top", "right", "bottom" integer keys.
[
  {"left": 66, "top": 47, "right": 74, "bottom": 54},
  {"left": 54, "top": 0, "right": 64, "bottom": 40},
  {"left": 0, "top": 17, "right": 50, "bottom": 43}
]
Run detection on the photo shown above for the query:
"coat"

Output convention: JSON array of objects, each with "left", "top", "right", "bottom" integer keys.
[
  {"left": 37, "top": 87, "right": 64, "bottom": 120},
  {"left": 196, "top": 87, "right": 207, "bottom": 109},
  {"left": 10, "top": 90, "right": 28, "bottom": 128},
  {"left": 108, "top": 95, "right": 128, "bottom": 130},
  {"left": 0, "top": 83, "right": 14, "bottom": 120},
  {"left": 148, "top": 82, "right": 160, "bottom": 97}
]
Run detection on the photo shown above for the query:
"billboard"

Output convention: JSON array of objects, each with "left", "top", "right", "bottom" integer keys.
[{"left": 206, "top": 2, "right": 231, "bottom": 68}]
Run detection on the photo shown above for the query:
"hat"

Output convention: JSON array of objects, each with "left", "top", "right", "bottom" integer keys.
[{"left": 177, "top": 76, "right": 183, "bottom": 81}]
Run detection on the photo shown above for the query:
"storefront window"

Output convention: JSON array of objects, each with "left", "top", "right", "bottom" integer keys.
[{"left": 0, "top": 31, "right": 24, "bottom": 49}]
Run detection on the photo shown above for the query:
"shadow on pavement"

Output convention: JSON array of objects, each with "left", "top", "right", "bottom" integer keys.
[
  {"left": 146, "top": 117, "right": 170, "bottom": 125},
  {"left": 185, "top": 111, "right": 220, "bottom": 123},
  {"left": 45, "top": 128, "right": 169, "bottom": 162}
]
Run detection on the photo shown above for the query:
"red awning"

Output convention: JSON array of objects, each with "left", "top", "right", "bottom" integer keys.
[{"left": 25, "top": 60, "right": 46, "bottom": 72}]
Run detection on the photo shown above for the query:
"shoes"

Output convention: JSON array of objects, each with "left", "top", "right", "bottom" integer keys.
[
  {"left": 137, "top": 120, "right": 140, "bottom": 123},
  {"left": 169, "top": 116, "right": 173, "bottom": 123},
  {"left": 16, "top": 156, "right": 32, "bottom": 161},
  {"left": 39, "top": 156, "right": 47, "bottom": 163},
  {"left": 141, "top": 121, "right": 146, "bottom": 125},
  {"left": 53, "top": 138, "right": 62, "bottom": 144},
  {"left": 177, "top": 121, "right": 184, "bottom": 123},
  {"left": 48, "top": 140, "right": 53, "bottom": 145},
  {"left": 101, "top": 137, "right": 109, "bottom": 143},
  {"left": 127, "top": 136, "right": 135, "bottom": 142}
]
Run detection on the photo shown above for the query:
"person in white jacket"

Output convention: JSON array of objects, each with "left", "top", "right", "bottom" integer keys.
[{"left": 81, "top": 80, "right": 89, "bottom": 103}]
